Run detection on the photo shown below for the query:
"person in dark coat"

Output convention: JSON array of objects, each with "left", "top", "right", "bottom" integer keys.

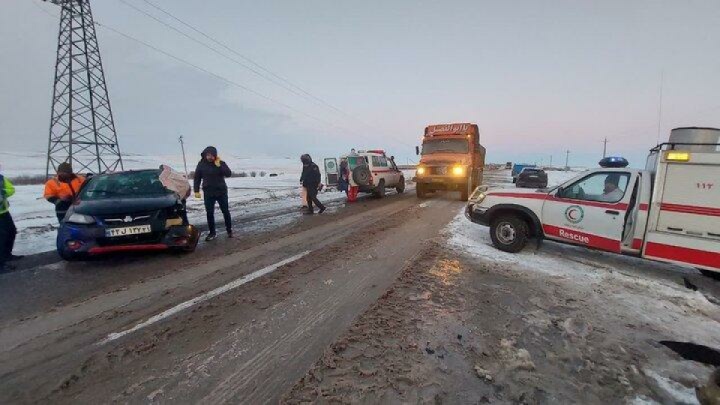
[
  {"left": 193, "top": 146, "right": 233, "bottom": 241},
  {"left": 0, "top": 173, "right": 20, "bottom": 272},
  {"left": 300, "top": 154, "right": 326, "bottom": 214},
  {"left": 337, "top": 159, "right": 350, "bottom": 196}
]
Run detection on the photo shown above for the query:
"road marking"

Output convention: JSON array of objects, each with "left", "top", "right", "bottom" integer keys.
[{"left": 98, "top": 250, "right": 311, "bottom": 345}]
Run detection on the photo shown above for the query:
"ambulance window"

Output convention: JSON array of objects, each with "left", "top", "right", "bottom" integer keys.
[
  {"left": 372, "top": 156, "right": 388, "bottom": 167},
  {"left": 560, "top": 172, "right": 630, "bottom": 203}
]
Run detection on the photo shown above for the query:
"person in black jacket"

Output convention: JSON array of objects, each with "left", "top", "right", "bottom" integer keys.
[
  {"left": 194, "top": 146, "right": 233, "bottom": 241},
  {"left": 300, "top": 154, "right": 325, "bottom": 214}
]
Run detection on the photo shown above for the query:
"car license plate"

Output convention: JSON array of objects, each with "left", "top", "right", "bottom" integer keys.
[{"left": 106, "top": 225, "right": 152, "bottom": 237}]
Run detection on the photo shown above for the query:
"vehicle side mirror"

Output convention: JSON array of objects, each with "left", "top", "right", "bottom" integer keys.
[
  {"left": 415, "top": 146, "right": 420, "bottom": 156},
  {"left": 556, "top": 186, "right": 564, "bottom": 197}
]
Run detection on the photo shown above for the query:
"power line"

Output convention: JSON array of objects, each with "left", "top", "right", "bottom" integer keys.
[
  {"left": 138, "top": 0, "right": 357, "bottom": 120},
  {"left": 32, "top": 0, "right": 414, "bottom": 150},
  {"left": 117, "top": 0, "right": 324, "bottom": 108},
  {"left": 128, "top": 0, "right": 414, "bottom": 148},
  {"left": 93, "top": 20, "right": 353, "bottom": 133}
]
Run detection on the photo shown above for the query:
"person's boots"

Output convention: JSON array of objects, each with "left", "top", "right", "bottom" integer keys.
[
  {"left": 205, "top": 233, "right": 217, "bottom": 241},
  {"left": 227, "top": 230, "right": 234, "bottom": 238},
  {"left": 318, "top": 206, "right": 326, "bottom": 214}
]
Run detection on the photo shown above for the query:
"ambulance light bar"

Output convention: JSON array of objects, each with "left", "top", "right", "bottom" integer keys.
[
  {"left": 665, "top": 151, "right": 690, "bottom": 162},
  {"left": 599, "top": 156, "right": 629, "bottom": 168}
]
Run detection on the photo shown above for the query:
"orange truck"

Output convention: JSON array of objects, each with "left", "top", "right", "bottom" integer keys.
[{"left": 415, "top": 123, "right": 486, "bottom": 201}]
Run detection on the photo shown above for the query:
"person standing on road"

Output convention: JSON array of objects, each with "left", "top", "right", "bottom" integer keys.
[
  {"left": 300, "top": 154, "right": 326, "bottom": 215},
  {"left": 0, "top": 172, "right": 20, "bottom": 272},
  {"left": 338, "top": 159, "right": 350, "bottom": 197},
  {"left": 43, "top": 162, "right": 85, "bottom": 223},
  {"left": 193, "top": 146, "right": 233, "bottom": 241}
]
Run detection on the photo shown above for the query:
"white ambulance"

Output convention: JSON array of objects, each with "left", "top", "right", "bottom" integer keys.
[{"left": 466, "top": 127, "right": 720, "bottom": 277}]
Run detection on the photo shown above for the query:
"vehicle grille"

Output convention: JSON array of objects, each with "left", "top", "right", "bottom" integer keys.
[
  {"left": 100, "top": 210, "right": 161, "bottom": 225},
  {"left": 428, "top": 166, "right": 449, "bottom": 176}
]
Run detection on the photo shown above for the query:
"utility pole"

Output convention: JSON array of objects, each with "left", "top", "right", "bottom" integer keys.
[
  {"left": 656, "top": 70, "right": 664, "bottom": 145},
  {"left": 602, "top": 137, "right": 609, "bottom": 158},
  {"left": 549, "top": 155, "right": 553, "bottom": 167},
  {"left": 565, "top": 150, "right": 570, "bottom": 170},
  {"left": 44, "top": 0, "right": 123, "bottom": 178},
  {"left": 178, "top": 135, "right": 189, "bottom": 179}
]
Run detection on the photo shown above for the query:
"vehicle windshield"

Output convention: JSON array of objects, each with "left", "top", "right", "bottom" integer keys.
[
  {"left": 522, "top": 169, "right": 541, "bottom": 174},
  {"left": 421, "top": 139, "right": 469, "bottom": 154},
  {"left": 80, "top": 170, "right": 173, "bottom": 200}
]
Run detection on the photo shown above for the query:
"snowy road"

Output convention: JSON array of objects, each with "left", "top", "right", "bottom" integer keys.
[{"left": 1, "top": 169, "right": 718, "bottom": 404}]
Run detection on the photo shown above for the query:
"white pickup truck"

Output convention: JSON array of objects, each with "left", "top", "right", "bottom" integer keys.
[{"left": 466, "top": 127, "right": 720, "bottom": 277}]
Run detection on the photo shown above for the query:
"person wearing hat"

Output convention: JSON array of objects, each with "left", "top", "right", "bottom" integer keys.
[
  {"left": 599, "top": 173, "right": 624, "bottom": 202},
  {"left": 43, "top": 162, "right": 86, "bottom": 222},
  {"left": 0, "top": 171, "right": 20, "bottom": 272},
  {"left": 193, "top": 146, "right": 233, "bottom": 241},
  {"left": 300, "top": 154, "right": 326, "bottom": 214}
]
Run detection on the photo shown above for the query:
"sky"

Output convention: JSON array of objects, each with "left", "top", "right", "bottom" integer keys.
[{"left": 1, "top": 0, "right": 719, "bottom": 168}]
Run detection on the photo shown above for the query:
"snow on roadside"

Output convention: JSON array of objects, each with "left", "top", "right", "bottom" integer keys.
[
  {"left": 445, "top": 206, "right": 720, "bottom": 404},
  {"left": 444, "top": 206, "right": 719, "bottom": 342}
]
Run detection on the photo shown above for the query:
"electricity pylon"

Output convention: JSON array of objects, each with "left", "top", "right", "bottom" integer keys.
[{"left": 44, "top": 0, "right": 123, "bottom": 178}]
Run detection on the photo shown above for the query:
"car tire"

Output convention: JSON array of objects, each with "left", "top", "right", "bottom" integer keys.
[
  {"left": 374, "top": 180, "right": 386, "bottom": 198},
  {"left": 396, "top": 177, "right": 405, "bottom": 193},
  {"left": 352, "top": 166, "right": 371, "bottom": 186},
  {"left": 58, "top": 250, "right": 82, "bottom": 262},
  {"left": 489, "top": 215, "right": 529, "bottom": 253}
]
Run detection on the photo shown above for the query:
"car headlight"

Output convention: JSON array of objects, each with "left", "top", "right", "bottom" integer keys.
[
  {"left": 452, "top": 166, "right": 465, "bottom": 176},
  {"left": 66, "top": 213, "right": 95, "bottom": 224},
  {"left": 416, "top": 167, "right": 426, "bottom": 175}
]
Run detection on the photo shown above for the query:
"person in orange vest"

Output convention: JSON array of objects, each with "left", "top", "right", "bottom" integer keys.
[{"left": 44, "top": 162, "right": 86, "bottom": 222}]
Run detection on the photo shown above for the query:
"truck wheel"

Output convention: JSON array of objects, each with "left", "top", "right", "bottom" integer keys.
[
  {"left": 416, "top": 183, "right": 427, "bottom": 198},
  {"left": 396, "top": 177, "right": 405, "bottom": 193},
  {"left": 374, "top": 180, "right": 386, "bottom": 198},
  {"left": 490, "top": 215, "right": 529, "bottom": 253}
]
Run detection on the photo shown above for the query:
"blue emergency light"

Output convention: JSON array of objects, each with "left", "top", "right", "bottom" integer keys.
[{"left": 599, "top": 156, "right": 629, "bottom": 168}]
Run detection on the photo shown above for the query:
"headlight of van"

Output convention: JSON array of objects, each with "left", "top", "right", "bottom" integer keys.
[
  {"left": 452, "top": 166, "right": 465, "bottom": 176},
  {"left": 416, "top": 167, "right": 426, "bottom": 176},
  {"left": 66, "top": 213, "right": 95, "bottom": 224}
]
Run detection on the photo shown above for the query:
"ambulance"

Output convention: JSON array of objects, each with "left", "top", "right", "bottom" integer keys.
[{"left": 466, "top": 127, "right": 720, "bottom": 277}]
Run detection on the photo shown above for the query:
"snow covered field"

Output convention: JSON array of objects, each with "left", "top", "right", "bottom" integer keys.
[
  {"left": 2, "top": 151, "right": 415, "bottom": 255},
  {"left": 2, "top": 152, "right": 318, "bottom": 255}
]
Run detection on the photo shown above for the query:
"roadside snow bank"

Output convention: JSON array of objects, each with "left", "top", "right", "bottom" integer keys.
[
  {"left": 445, "top": 207, "right": 719, "bottom": 341},
  {"left": 445, "top": 206, "right": 720, "bottom": 404}
]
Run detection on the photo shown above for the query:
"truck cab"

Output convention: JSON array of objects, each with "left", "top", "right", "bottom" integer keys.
[
  {"left": 415, "top": 123, "right": 486, "bottom": 201},
  {"left": 466, "top": 127, "right": 720, "bottom": 276}
]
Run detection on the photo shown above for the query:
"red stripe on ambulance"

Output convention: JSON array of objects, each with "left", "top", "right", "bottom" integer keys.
[
  {"left": 660, "top": 203, "right": 720, "bottom": 217},
  {"left": 542, "top": 225, "right": 621, "bottom": 253},
  {"left": 645, "top": 242, "right": 720, "bottom": 270}
]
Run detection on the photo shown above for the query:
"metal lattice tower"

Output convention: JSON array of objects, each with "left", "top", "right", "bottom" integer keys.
[{"left": 45, "top": 0, "right": 123, "bottom": 178}]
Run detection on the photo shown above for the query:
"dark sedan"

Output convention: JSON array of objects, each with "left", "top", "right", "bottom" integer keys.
[
  {"left": 57, "top": 169, "right": 199, "bottom": 260},
  {"left": 515, "top": 168, "right": 548, "bottom": 188}
]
